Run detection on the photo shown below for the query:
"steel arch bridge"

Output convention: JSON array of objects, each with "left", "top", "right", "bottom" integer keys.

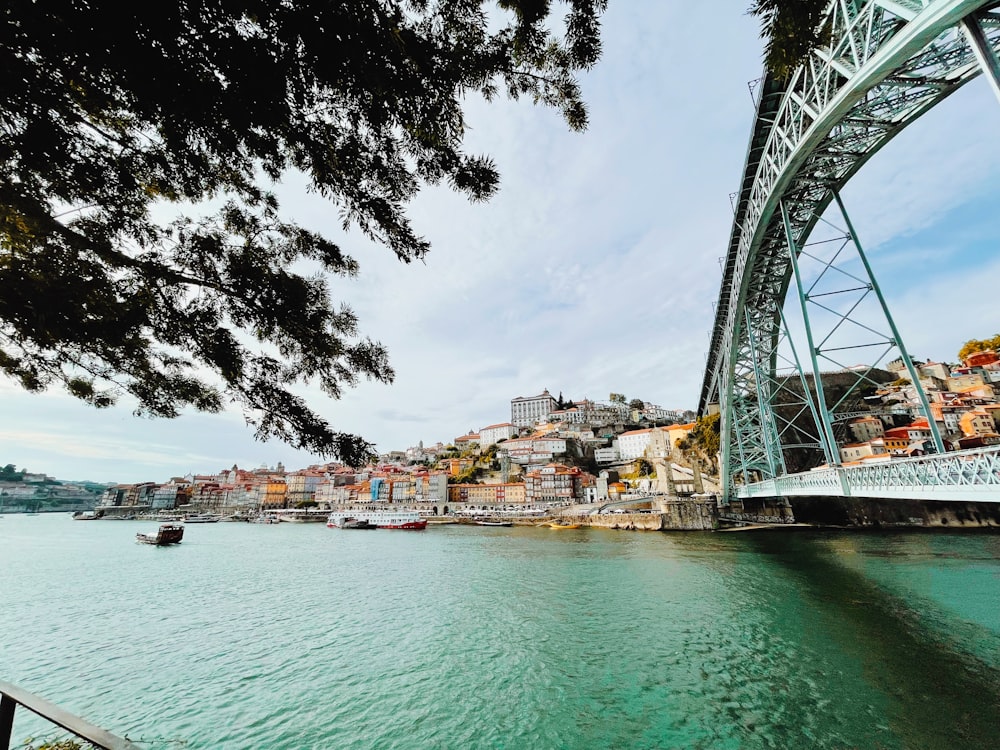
[{"left": 699, "top": 0, "right": 1000, "bottom": 504}]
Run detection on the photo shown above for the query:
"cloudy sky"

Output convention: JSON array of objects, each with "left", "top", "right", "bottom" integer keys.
[{"left": 3, "top": 2, "right": 999, "bottom": 484}]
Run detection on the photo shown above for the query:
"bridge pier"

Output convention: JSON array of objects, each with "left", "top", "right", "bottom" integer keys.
[
  {"left": 721, "top": 497, "right": 795, "bottom": 526},
  {"left": 787, "top": 496, "right": 1000, "bottom": 529}
]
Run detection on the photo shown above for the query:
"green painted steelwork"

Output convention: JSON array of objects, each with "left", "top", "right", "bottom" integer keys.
[
  {"left": 700, "top": 0, "right": 1000, "bottom": 499},
  {"left": 830, "top": 190, "right": 946, "bottom": 455},
  {"left": 782, "top": 201, "right": 841, "bottom": 467}
]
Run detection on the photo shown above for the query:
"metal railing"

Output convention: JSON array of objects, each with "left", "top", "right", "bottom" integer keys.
[
  {"left": 736, "top": 446, "right": 1000, "bottom": 501},
  {"left": 0, "top": 680, "right": 138, "bottom": 750}
]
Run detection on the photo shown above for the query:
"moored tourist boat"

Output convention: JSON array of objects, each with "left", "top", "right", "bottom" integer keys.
[
  {"left": 184, "top": 514, "right": 221, "bottom": 523},
  {"left": 326, "top": 510, "right": 427, "bottom": 530},
  {"left": 135, "top": 524, "right": 184, "bottom": 545}
]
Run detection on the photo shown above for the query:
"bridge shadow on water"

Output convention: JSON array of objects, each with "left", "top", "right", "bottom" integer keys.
[{"left": 732, "top": 531, "right": 1000, "bottom": 750}]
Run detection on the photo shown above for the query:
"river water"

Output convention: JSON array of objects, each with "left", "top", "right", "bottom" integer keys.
[{"left": 1, "top": 514, "right": 999, "bottom": 749}]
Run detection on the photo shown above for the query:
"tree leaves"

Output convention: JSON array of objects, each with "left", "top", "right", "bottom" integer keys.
[
  {"left": 958, "top": 334, "right": 1000, "bottom": 362},
  {"left": 749, "top": 0, "right": 830, "bottom": 81},
  {"left": 0, "top": 1, "right": 606, "bottom": 465}
]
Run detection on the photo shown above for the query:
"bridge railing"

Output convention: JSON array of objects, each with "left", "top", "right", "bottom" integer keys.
[
  {"left": 0, "top": 680, "right": 138, "bottom": 750},
  {"left": 736, "top": 446, "right": 1000, "bottom": 501}
]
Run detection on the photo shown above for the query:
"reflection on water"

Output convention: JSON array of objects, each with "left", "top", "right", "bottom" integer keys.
[
  {"left": 0, "top": 515, "right": 998, "bottom": 749},
  {"left": 738, "top": 532, "right": 1000, "bottom": 750}
]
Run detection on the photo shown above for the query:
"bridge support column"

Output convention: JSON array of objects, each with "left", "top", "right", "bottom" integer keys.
[
  {"left": 745, "top": 307, "right": 786, "bottom": 477},
  {"left": 778, "top": 306, "right": 831, "bottom": 460},
  {"left": 781, "top": 193, "right": 946, "bottom": 460},
  {"left": 831, "top": 191, "right": 946, "bottom": 455},
  {"left": 962, "top": 13, "right": 1000, "bottom": 104},
  {"left": 781, "top": 201, "right": 840, "bottom": 467},
  {"left": 692, "top": 462, "right": 705, "bottom": 495}
]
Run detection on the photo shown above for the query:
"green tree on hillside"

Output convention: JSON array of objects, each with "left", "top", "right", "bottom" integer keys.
[
  {"left": 0, "top": 463, "right": 24, "bottom": 481},
  {"left": 1, "top": 1, "right": 606, "bottom": 465},
  {"left": 678, "top": 414, "right": 720, "bottom": 475}
]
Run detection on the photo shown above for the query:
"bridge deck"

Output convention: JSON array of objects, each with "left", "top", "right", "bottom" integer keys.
[{"left": 737, "top": 446, "right": 1000, "bottom": 502}]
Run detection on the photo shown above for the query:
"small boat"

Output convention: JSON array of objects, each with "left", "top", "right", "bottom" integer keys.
[
  {"left": 184, "top": 514, "right": 221, "bottom": 523},
  {"left": 251, "top": 514, "right": 281, "bottom": 524},
  {"left": 136, "top": 524, "right": 184, "bottom": 546},
  {"left": 476, "top": 520, "right": 513, "bottom": 527},
  {"left": 72, "top": 511, "right": 101, "bottom": 520},
  {"left": 547, "top": 522, "right": 581, "bottom": 529}
]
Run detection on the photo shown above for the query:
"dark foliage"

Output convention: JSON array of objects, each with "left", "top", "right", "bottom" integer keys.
[
  {"left": 0, "top": 1, "right": 606, "bottom": 464},
  {"left": 0, "top": 463, "right": 24, "bottom": 481},
  {"left": 679, "top": 413, "right": 720, "bottom": 475},
  {"left": 749, "top": 0, "right": 830, "bottom": 80}
]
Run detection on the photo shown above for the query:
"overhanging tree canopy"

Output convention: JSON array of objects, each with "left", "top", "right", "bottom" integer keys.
[
  {"left": 0, "top": 0, "right": 606, "bottom": 465},
  {"left": 750, "top": 0, "right": 829, "bottom": 80}
]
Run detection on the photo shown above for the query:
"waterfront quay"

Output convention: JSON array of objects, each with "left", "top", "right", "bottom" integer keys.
[
  {"left": 81, "top": 490, "right": 1000, "bottom": 533},
  {"left": 89, "top": 494, "right": 724, "bottom": 531}
]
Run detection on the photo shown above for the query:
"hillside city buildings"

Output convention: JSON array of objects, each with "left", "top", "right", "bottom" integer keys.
[
  {"left": 92, "top": 348, "right": 1000, "bottom": 515},
  {"left": 836, "top": 351, "right": 1000, "bottom": 464},
  {"left": 0, "top": 471, "right": 103, "bottom": 511},
  {"left": 96, "top": 392, "right": 696, "bottom": 515}
]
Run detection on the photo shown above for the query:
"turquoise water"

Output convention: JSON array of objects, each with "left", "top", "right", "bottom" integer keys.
[{"left": 2, "top": 514, "right": 999, "bottom": 749}]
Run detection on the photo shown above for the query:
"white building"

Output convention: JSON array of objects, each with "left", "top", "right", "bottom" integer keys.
[
  {"left": 498, "top": 435, "right": 567, "bottom": 465},
  {"left": 839, "top": 441, "right": 888, "bottom": 463},
  {"left": 511, "top": 389, "right": 559, "bottom": 427},
  {"left": 637, "top": 403, "right": 671, "bottom": 422},
  {"left": 618, "top": 428, "right": 654, "bottom": 460},
  {"left": 848, "top": 417, "right": 885, "bottom": 443},
  {"left": 454, "top": 432, "right": 480, "bottom": 450},
  {"left": 594, "top": 446, "right": 620, "bottom": 464},
  {"left": 547, "top": 408, "right": 584, "bottom": 424},
  {"left": 478, "top": 423, "right": 517, "bottom": 447}
]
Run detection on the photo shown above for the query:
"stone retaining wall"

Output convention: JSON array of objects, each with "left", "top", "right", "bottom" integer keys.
[
  {"left": 578, "top": 513, "right": 665, "bottom": 531},
  {"left": 789, "top": 496, "right": 1000, "bottom": 528},
  {"left": 564, "top": 498, "right": 719, "bottom": 532}
]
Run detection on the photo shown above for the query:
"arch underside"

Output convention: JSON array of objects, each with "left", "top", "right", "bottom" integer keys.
[{"left": 700, "top": 1, "right": 1000, "bottom": 496}]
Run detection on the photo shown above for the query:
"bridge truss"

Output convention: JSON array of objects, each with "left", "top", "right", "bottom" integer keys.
[{"left": 699, "top": 0, "right": 1000, "bottom": 502}]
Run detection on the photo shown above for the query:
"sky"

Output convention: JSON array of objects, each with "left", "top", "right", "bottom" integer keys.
[{"left": 2, "top": 2, "right": 999, "bottom": 484}]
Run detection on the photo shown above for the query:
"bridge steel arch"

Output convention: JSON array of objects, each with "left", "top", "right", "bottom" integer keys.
[{"left": 699, "top": 0, "right": 1000, "bottom": 501}]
